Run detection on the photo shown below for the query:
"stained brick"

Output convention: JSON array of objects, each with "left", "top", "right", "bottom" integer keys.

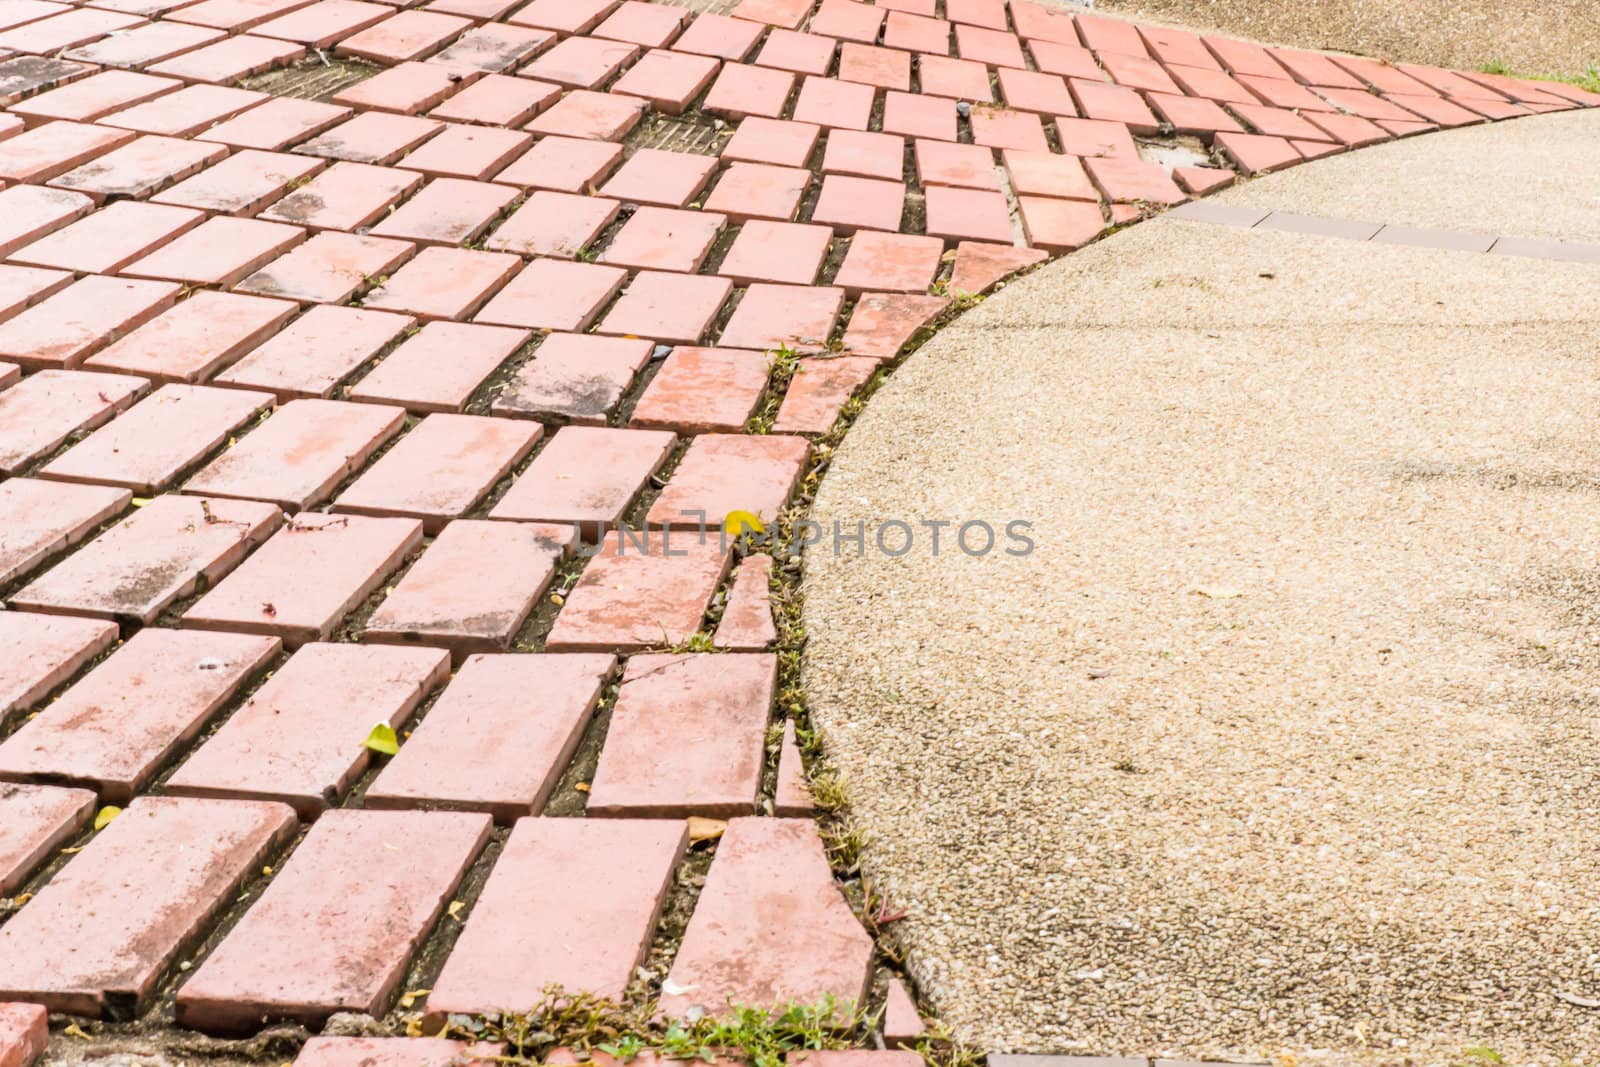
[
  {"left": 427, "top": 818, "right": 685, "bottom": 1009},
  {"left": 293, "top": 110, "right": 443, "bottom": 164},
  {"left": 717, "top": 282, "right": 843, "bottom": 352},
  {"left": 259, "top": 161, "right": 423, "bottom": 231},
  {"left": 234, "top": 231, "right": 416, "bottom": 305},
  {"left": 771, "top": 355, "right": 875, "bottom": 433},
  {"left": 0, "top": 56, "right": 95, "bottom": 107},
  {"left": 348, "top": 320, "right": 525, "bottom": 413},
  {"left": 0, "top": 796, "right": 296, "bottom": 1016},
  {"left": 199, "top": 96, "right": 350, "bottom": 150},
  {"left": 1302, "top": 109, "right": 1392, "bottom": 147},
  {"left": 428, "top": 22, "right": 552, "bottom": 74},
  {"left": 1271, "top": 46, "right": 1364, "bottom": 89},
  {"left": 493, "top": 134, "right": 622, "bottom": 191},
  {"left": 1213, "top": 130, "right": 1308, "bottom": 174},
  {"left": 334, "top": 415, "right": 537, "bottom": 532},
  {"left": 122, "top": 216, "right": 306, "bottom": 287},
  {"left": 1237, "top": 72, "right": 1331, "bottom": 111},
  {"left": 839, "top": 291, "right": 948, "bottom": 358},
  {"left": 600, "top": 267, "right": 726, "bottom": 340},
  {"left": 365, "top": 653, "right": 611, "bottom": 818},
  {"left": 589, "top": 652, "right": 773, "bottom": 816},
  {"left": 370, "top": 177, "right": 518, "bottom": 245},
  {"left": 181, "top": 512, "right": 421, "bottom": 645},
  {"left": 0, "top": 477, "right": 129, "bottom": 588},
  {"left": 917, "top": 53, "right": 992, "bottom": 100},
  {"left": 174, "top": 809, "right": 491, "bottom": 1033},
  {"left": 0, "top": 275, "right": 179, "bottom": 372},
  {"left": 1227, "top": 101, "right": 1332, "bottom": 140},
  {"left": 719, "top": 219, "right": 833, "bottom": 285},
  {"left": 13, "top": 493, "right": 279, "bottom": 624},
  {"left": 1203, "top": 33, "right": 1291, "bottom": 80},
  {"left": 543, "top": 530, "right": 728, "bottom": 652},
  {"left": 483, "top": 190, "right": 619, "bottom": 258},
  {"left": 214, "top": 305, "right": 412, "bottom": 400},
  {"left": 0, "top": 121, "right": 135, "bottom": 184},
  {"left": 152, "top": 148, "right": 324, "bottom": 217},
  {"left": 361, "top": 519, "right": 561, "bottom": 656},
  {"left": 1054, "top": 115, "right": 1138, "bottom": 158},
  {"left": 490, "top": 425, "right": 672, "bottom": 532},
  {"left": 0, "top": 613, "right": 117, "bottom": 722},
  {"left": 647, "top": 432, "right": 807, "bottom": 530},
  {"left": 881, "top": 90, "right": 956, "bottom": 140},
  {"left": 49, "top": 134, "right": 226, "bottom": 201},
  {"left": 163, "top": 643, "right": 448, "bottom": 816},
  {"left": 1164, "top": 61, "right": 1254, "bottom": 104},
  {"left": 10, "top": 201, "right": 203, "bottom": 275},
  {"left": 488, "top": 333, "right": 650, "bottom": 425},
  {"left": 0, "top": 784, "right": 94, "bottom": 896},
  {"left": 727, "top": 0, "right": 809, "bottom": 30},
  {"left": 659, "top": 817, "right": 873, "bottom": 1019},
  {"left": 10, "top": 69, "right": 180, "bottom": 123},
  {"left": 600, "top": 205, "right": 726, "bottom": 272},
  {"left": 183, "top": 397, "right": 403, "bottom": 509},
  {"left": 809, "top": 0, "right": 880, "bottom": 43},
  {"left": 1083, "top": 154, "right": 1187, "bottom": 203},
  {"left": 713, "top": 552, "right": 777, "bottom": 647},
  {"left": 0, "top": 629, "right": 278, "bottom": 803},
  {"left": 883, "top": 10, "right": 948, "bottom": 54},
  {"left": 599, "top": 147, "right": 717, "bottom": 207},
  {"left": 145, "top": 34, "right": 304, "bottom": 82},
  {"left": 631, "top": 346, "right": 769, "bottom": 433},
  {"left": 85, "top": 291, "right": 297, "bottom": 384},
  {"left": 0, "top": 369, "right": 147, "bottom": 475},
  {"left": 362, "top": 246, "right": 520, "bottom": 321}
]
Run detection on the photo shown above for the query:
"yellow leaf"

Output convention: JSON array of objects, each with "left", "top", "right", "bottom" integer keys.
[
  {"left": 687, "top": 816, "right": 727, "bottom": 844},
  {"left": 398, "top": 988, "right": 431, "bottom": 1009},
  {"left": 130, "top": 497, "right": 151, "bottom": 508},
  {"left": 573, "top": 781, "right": 590, "bottom": 793},
  {"left": 1194, "top": 585, "right": 1242, "bottom": 600},
  {"left": 447, "top": 900, "right": 464, "bottom": 921},
  {"left": 63, "top": 1023, "right": 90, "bottom": 1039},
  {"left": 364, "top": 722, "right": 399, "bottom": 756},
  {"left": 93, "top": 805, "right": 122, "bottom": 830},
  {"left": 723, "top": 510, "right": 765, "bottom": 537}
]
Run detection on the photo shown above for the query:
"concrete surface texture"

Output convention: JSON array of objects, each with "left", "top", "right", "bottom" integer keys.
[
  {"left": 1211, "top": 107, "right": 1600, "bottom": 242},
  {"left": 1096, "top": 0, "right": 1600, "bottom": 84},
  {"left": 803, "top": 166, "right": 1600, "bottom": 1061}
]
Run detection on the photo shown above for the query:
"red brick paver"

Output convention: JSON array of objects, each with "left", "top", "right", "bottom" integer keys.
[
  {"left": 0, "top": 796, "right": 296, "bottom": 1016},
  {"left": 428, "top": 817, "right": 686, "bottom": 1009},
  {"left": 165, "top": 642, "right": 449, "bottom": 817},
  {"left": 659, "top": 817, "right": 874, "bottom": 1018},
  {"left": 0, "top": 783, "right": 94, "bottom": 895},
  {"left": 174, "top": 808, "right": 491, "bottom": 1032},
  {"left": 366, "top": 652, "right": 612, "bottom": 817}
]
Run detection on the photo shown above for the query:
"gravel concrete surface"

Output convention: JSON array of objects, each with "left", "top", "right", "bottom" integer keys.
[
  {"left": 1213, "top": 109, "right": 1600, "bottom": 244},
  {"left": 1090, "top": 0, "right": 1600, "bottom": 82},
  {"left": 803, "top": 214, "right": 1600, "bottom": 1063}
]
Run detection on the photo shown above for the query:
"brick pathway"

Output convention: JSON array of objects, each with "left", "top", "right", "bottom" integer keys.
[{"left": 0, "top": 0, "right": 1596, "bottom": 1060}]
